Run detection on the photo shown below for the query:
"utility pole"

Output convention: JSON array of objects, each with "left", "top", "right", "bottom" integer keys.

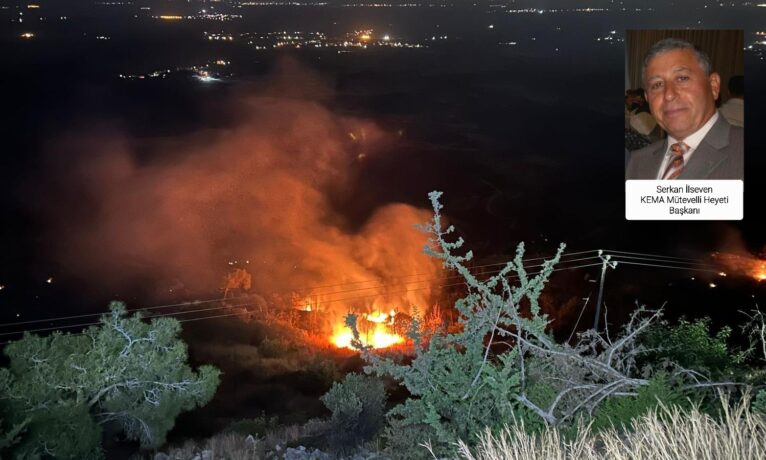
[{"left": 593, "top": 250, "right": 618, "bottom": 332}]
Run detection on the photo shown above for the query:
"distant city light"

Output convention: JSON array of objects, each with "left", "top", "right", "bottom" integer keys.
[
  {"left": 27, "top": 4, "right": 40, "bottom": 8},
  {"left": 159, "top": 15, "right": 184, "bottom": 20},
  {"left": 194, "top": 70, "right": 219, "bottom": 83},
  {"left": 20, "top": 32, "right": 35, "bottom": 39}
]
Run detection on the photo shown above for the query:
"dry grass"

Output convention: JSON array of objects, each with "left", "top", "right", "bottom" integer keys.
[
  {"left": 159, "top": 418, "right": 330, "bottom": 460},
  {"left": 453, "top": 393, "right": 766, "bottom": 460},
  {"left": 161, "top": 432, "right": 262, "bottom": 459}
]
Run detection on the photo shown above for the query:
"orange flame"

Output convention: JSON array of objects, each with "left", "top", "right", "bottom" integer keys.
[
  {"left": 331, "top": 320, "right": 403, "bottom": 350},
  {"left": 331, "top": 327, "right": 403, "bottom": 349},
  {"left": 712, "top": 252, "right": 766, "bottom": 282}
]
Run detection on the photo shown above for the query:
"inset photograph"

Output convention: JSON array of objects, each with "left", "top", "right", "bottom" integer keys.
[{"left": 625, "top": 30, "right": 743, "bottom": 180}]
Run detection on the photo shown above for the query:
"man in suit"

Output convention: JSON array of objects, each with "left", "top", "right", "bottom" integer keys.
[{"left": 626, "top": 38, "right": 743, "bottom": 180}]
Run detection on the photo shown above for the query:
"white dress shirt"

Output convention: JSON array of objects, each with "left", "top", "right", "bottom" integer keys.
[{"left": 656, "top": 112, "right": 720, "bottom": 179}]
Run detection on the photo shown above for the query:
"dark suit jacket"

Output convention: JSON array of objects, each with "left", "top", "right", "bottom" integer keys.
[{"left": 625, "top": 115, "right": 744, "bottom": 180}]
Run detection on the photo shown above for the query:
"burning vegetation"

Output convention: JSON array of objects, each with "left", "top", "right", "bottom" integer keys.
[
  {"left": 39, "top": 62, "right": 443, "bottom": 335},
  {"left": 330, "top": 310, "right": 404, "bottom": 349},
  {"left": 711, "top": 251, "right": 766, "bottom": 282}
]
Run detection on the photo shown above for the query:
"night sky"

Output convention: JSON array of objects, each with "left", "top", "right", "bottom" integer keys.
[{"left": 1, "top": 0, "right": 766, "bottom": 437}]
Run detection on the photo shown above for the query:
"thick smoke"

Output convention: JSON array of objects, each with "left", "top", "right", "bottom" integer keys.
[{"left": 37, "top": 60, "right": 441, "bottom": 317}]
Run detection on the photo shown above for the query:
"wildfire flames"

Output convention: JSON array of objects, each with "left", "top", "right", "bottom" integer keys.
[
  {"left": 331, "top": 325, "right": 404, "bottom": 350},
  {"left": 39, "top": 62, "right": 443, "bottom": 354},
  {"left": 711, "top": 252, "right": 766, "bottom": 281},
  {"left": 330, "top": 310, "right": 403, "bottom": 350}
]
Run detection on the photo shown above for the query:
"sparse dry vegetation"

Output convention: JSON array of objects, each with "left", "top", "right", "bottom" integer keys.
[{"left": 453, "top": 392, "right": 766, "bottom": 460}]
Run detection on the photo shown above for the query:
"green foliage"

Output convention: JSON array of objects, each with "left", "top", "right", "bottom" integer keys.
[
  {"left": 0, "top": 418, "right": 28, "bottom": 453},
  {"left": 591, "top": 375, "right": 687, "bottom": 432},
  {"left": 639, "top": 317, "right": 744, "bottom": 380},
  {"left": 346, "top": 192, "right": 751, "bottom": 456},
  {"left": 349, "top": 191, "right": 565, "bottom": 456},
  {"left": 381, "top": 416, "right": 437, "bottom": 460},
  {"left": 320, "top": 373, "right": 386, "bottom": 448},
  {"left": 0, "top": 302, "right": 220, "bottom": 459},
  {"left": 754, "top": 389, "right": 766, "bottom": 415}
]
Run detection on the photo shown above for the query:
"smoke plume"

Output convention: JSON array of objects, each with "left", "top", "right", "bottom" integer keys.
[{"left": 36, "top": 59, "right": 441, "bottom": 317}]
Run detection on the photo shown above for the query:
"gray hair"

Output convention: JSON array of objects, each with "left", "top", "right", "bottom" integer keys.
[{"left": 641, "top": 38, "right": 712, "bottom": 85}]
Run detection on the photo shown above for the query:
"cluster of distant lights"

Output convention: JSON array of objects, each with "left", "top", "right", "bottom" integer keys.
[
  {"left": 596, "top": 30, "right": 623, "bottom": 44},
  {"left": 506, "top": 8, "right": 608, "bottom": 14},
  {"left": 236, "top": 2, "right": 441, "bottom": 5},
  {"left": 207, "top": 29, "right": 425, "bottom": 50},
  {"left": 119, "top": 60, "right": 230, "bottom": 81},
  {"left": 156, "top": 13, "right": 242, "bottom": 21},
  {"left": 340, "top": 3, "right": 429, "bottom": 6},
  {"left": 747, "top": 33, "right": 766, "bottom": 59},
  {"left": 237, "top": 1, "right": 328, "bottom": 5}
]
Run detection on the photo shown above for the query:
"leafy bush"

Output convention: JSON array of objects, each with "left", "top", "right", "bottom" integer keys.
[
  {"left": 754, "top": 389, "right": 766, "bottom": 415},
  {"left": 639, "top": 317, "right": 744, "bottom": 381},
  {"left": 320, "top": 373, "right": 386, "bottom": 448},
  {"left": 591, "top": 375, "right": 687, "bottom": 432},
  {"left": 349, "top": 192, "right": 744, "bottom": 456},
  {"left": 0, "top": 302, "right": 220, "bottom": 459}
]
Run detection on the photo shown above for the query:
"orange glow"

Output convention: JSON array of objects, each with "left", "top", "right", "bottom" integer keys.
[
  {"left": 20, "top": 33, "right": 35, "bottom": 39},
  {"left": 331, "top": 323, "right": 403, "bottom": 350},
  {"left": 359, "top": 34, "right": 372, "bottom": 41},
  {"left": 712, "top": 252, "right": 766, "bottom": 282},
  {"left": 159, "top": 15, "right": 184, "bottom": 20},
  {"left": 38, "top": 65, "right": 442, "bottom": 333},
  {"left": 365, "top": 311, "right": 389, "bottom": 323}
]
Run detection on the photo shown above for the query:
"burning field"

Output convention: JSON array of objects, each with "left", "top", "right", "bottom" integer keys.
[
  {"left": 712, "top": 251, "right": 766, "bottom": 282},
  {"left": 36, "top": 59, "right": 443, "bottom": 350}
]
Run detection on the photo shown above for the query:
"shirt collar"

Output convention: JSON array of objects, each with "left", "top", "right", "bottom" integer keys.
[{"left": 666, "top": 111, "right": 719, "bottom": 154}]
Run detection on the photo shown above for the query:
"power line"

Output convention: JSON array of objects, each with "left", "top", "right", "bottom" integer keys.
[
  {"left": 599, "top": 249, "right": 707, "bottom": 263},
  {"left": 0, "top": 255, "right": 602, "bottom": 329},
  {"left": 292, "top": 249, "right": 601, "bottom": 293},
  {"left": 0, "top": 261, "right": 605, "bottom": 339},
  {"left": 0, "top": 301, "right": 257, "bottom": 339},
  {"left": 0, "top": 294, "right": 257, "bottom": 328},
  {"left": 295, "top": 255, "right": 602, "bottom": 297},
  {"left": 0, "top": 249, "right": 727, "bottom": 337},
  {"left": 612, "top": 260, "right": 722, "bottom": 274},
  {"left": 608, "top": 254, "right": 717, "bottom": 268}
]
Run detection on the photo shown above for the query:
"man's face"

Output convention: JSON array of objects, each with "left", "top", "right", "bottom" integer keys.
[{"left": 644, "top": 48, "right": 720, "bottom": 140}]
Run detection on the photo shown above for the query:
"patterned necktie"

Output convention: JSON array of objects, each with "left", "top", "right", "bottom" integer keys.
[{"left": 662, "top": 142, "right": 689, "bottom": 180}]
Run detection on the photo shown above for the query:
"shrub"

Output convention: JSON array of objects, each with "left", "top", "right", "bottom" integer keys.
[
  {"left": 639, "top": 317, "right": 744, "bottom": 381},
  {"left": 350, "top": 192, "right": 743, "bottom": 456},
  {"left": 591, "top": 375, "right": 687, "bottom": 432},
  {"left": 320, "top": 373, "right": 386, "bottom": 448},
  {"left": 754, "top": 389, "right": 766, "bottom": 415},
  {"left": 0, "top": 302, "right": 220, "bottom": 459}
]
